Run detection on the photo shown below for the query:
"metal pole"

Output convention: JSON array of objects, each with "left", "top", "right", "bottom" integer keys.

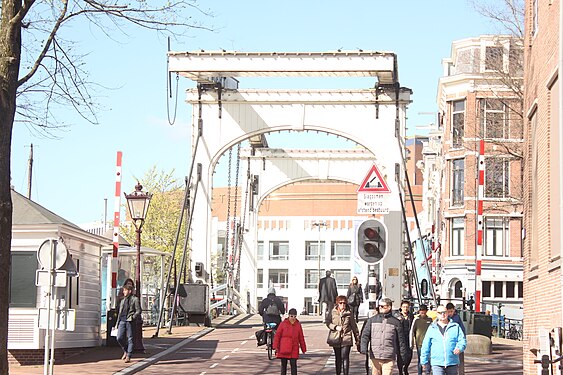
[
  {"left": 134, "top": 226, "right": 145, "bottom": 351},
  {"left": 43, "top": 239, "right": 54, "bottom": 375},
  {"left": 317, "top": 223, "right": 321, "bottom": 316}
]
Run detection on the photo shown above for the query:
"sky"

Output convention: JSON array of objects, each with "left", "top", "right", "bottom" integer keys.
[{"left": 10, "top": 0, "right": 499, "bottom": 226}]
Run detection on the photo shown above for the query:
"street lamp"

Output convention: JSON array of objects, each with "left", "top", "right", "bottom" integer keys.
[
  {"left": 312, "top": 221, "right": 326, "bottom": 315},
  {"left": 124, "top": 182, "right": 152, "bottom": 351}
]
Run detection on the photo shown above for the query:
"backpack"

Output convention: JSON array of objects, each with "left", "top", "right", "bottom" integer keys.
[{"left": 266, "top": 300, "right": 280, "bottom": 315}]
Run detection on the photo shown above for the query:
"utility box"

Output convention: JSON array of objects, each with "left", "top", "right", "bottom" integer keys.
[
  {"left": 470, "top": 312, "right": 492, "bottom": 338},
  {"left": 178, "top": 283, "right": 210, "bottom": 326}
]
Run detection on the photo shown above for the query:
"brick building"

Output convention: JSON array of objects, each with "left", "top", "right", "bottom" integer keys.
[
  {"left": 434, "top": 35, "right": 524, "bottom": 316},
  {"left": 523, "top": 0, "right": 562, "bottom": 373}
]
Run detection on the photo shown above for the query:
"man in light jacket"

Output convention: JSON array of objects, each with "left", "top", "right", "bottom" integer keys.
[{"left": 420, "top": 305, "right": 466, "bottom": 375}]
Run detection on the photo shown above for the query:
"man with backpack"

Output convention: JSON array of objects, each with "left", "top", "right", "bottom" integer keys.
[{"left": 259, "top": 287, "right": 286, "bottom": 328}]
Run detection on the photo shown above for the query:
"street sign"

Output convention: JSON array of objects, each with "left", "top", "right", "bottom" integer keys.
[
  {"left": 357, "top": 193, "right": 390, "bottom": 214},
  {"left": 357, "top": 165, "right": 391, "bottom": 193},
  {"left": 37, "top": 239, "right": 68, "bottom": 269},
  {"left": 35, "top": 270, "right": 68, "bottom": 287},
  {"left": 38, "top": 308, "right": 76, "bottom": 331}
]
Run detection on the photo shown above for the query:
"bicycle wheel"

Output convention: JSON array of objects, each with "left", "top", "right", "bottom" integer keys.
[{"left": 267, "top": 332, "right": 274, "bottom": 360}]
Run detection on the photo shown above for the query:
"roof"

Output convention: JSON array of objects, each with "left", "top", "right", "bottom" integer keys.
[{"left": 11, "top": 189, "right": 80, "bottom": 228}]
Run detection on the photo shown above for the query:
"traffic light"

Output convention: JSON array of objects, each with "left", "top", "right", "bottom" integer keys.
[{"left": 357, "top": 219, "right": 387, "bottom": 264}]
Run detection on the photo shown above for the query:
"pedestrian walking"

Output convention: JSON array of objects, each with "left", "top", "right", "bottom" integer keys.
[
  {"left": 410, "top": 304, "right": 433, "bottom": 375},
  {"left": 420, "top": 305, "right": 466, "bottom": 375},
  {"left": 273, "top": 308, "right": 307, "bottom": 375},
  {"left": 394, "top": 300, "right": 414, "bottom": 375},
  {"left": 360, "top": 297, "right": 408, "bottom": 375},
  {"left": 346, "top": 276, "right": 364, "bottom": 321},
  {"left": 116, "top": 283, "right": 141, "bottom": 363},
  {"left": 319, "top": 270, "right": 338, "bottom": 317},
  {"left": 326, "top": 295, "right": 360, "bottom": 375},
  {"left": 446, "top": 302, "right": 466, "bottom": 374}
]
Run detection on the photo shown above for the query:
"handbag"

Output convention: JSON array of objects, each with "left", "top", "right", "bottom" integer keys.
[
  {"left": 326, "top": 328, "right": 343, "bottom": 346},
  {"left": 348, "top": 294, "right": 356, "bottom": 306}
]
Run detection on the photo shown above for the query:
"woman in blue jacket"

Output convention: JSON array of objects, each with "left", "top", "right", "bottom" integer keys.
[{"left": 420, "top": 305, "right": 466, "bottom": 375}]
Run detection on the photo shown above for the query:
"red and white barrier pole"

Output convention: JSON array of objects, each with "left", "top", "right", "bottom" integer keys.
[
  {"left": 111, "top": 151, "right": 123, "bottom": 309},
  {"left": 475, "top": 140, "right": 485, "bottom": 312}
]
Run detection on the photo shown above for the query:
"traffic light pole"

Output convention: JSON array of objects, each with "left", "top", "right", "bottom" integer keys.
[{"left": 367, "top": 266, "right": 378, "bottom": 317}]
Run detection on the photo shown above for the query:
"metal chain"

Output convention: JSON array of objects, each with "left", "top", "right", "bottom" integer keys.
[
  {"left": 229, "top": 144, "right": 242, "bottom": 287},
  {"left": 234, "top": 156, "right": 251, "bottom": 290},
  {"left": 224, "top": 147, "right": 232, "bottom": 272}
]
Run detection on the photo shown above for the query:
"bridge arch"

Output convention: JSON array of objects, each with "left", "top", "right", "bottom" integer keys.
[{"left": 169, "top": 50, "right": 412, "bottom": 307}]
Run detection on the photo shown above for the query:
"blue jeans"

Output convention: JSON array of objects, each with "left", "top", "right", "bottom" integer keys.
[
  {"left": 431, "top": 364, "right": 458, "bottom": 375},
  {"left": 117, "top": 320, "right": 134, "bottom": 356}
]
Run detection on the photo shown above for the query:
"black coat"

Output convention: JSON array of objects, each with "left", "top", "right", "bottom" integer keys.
[{"left": 319, "top": 276, "right": 338, "bottom": 303}]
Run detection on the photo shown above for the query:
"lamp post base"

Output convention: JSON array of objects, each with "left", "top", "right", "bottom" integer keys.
[{"left": 133, "top": 318, "right": 145, "bottom": 352}]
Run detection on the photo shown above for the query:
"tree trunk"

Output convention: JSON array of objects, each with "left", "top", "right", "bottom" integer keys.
[{"left": 1, "top": 0, "right": 22, "bottom": 372}]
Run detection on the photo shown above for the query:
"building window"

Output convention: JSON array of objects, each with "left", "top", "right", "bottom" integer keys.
[
  {"left": 485, "top": 46, "right": 503, "bottom": 71},
  {"left": 331, "top": 241, "right": 351, "bottom": 261},
  {"left": 518, "top": 281, "right": 523, "bottom": 298},
  {"left": 509, "top": 43, "right": 523, "bottom": 76},
  {"left": 452, "top": 100, "right": 465, "bottom": 147},
  {"left": 454, "top": 280, "right": 463, "bottom": 298},
  {"left": 257, "top": 269, "right": 263, "bottom": 288},
  {"left": 506, "top": 281, "right": 515, "bottom": 298},
  {"left": 304, "top": 297, "right": 313, "bottom": 315},
  {"left": 494, "top": 281, "right": 503, "bottom": 298},
  {"left": 332, "top": 269, "right": 351, "bottom": 289},
  {"left": 66, "top": 257, "right": 79, "bottom": 308},
  {"left": 482, "top": 281, "right": 491, "bottom": 298},
  {"left": 451, "top": 159, "right": 465, "bottom": 206},
  {"left": 304, "top": 269, "right": 320, "bottom": 289},
  {"left": 484, "top": 217, "right": 510, "bottom": 257},
  {"left": 451, "top": 217, "right": 465, "bottom": 256},
  {"left": 269, "top": 241, "right": 289, "bottom": 261},
  {"left": 305, "top": 241, "right": 325, "bottom": 261},
  {"left": 485, "top": 158, "right": 510, "bottom": 198},
  {"left": 479, "top": 99, "right": 507, "bottom": 139},
  {"left": 10, "top": 252, "right": 38, "bottom": 307},
  {"left": 269, "top": 269, "right": 288, "bottom": 288},
  {"left": 257, "top": 241, "right": 264, "bottom": 261}
]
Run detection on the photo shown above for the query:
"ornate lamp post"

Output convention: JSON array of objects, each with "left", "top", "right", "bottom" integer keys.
[{"left": 124, "top": 182, "right": 152, "bottom": 351}]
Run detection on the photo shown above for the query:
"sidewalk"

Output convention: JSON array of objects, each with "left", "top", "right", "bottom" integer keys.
[{"left": 9, "top": 315, "right": 234, "bottom": 375}]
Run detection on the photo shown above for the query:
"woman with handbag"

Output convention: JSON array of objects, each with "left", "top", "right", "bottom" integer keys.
[
  {"left": 273, "top": 308, "right": 307, "bottom": 375},
  {"left": 325, "top": 295, "right": 360, "bottom": 375},
  {"left": 346, "top": 276, "right": 363, "bottom": 321}
]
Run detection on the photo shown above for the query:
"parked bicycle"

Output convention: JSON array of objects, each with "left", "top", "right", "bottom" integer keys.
[
  {"left": 264, "top": 322, "right": 277, "bottom": 360},
  {"left": 505, "top": 324, "right": 522, "bottom": 340}
]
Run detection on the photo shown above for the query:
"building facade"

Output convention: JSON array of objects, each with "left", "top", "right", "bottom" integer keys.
[
  {"left": 523, "top": 0, "right": 562, "bottom": 373},
  {"left": 433, "top": 36, "right": 525, "bottom": 317}
]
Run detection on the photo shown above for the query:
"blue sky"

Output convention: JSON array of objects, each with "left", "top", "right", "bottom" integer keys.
[{"left": 11, "top": 1, "right": 497, "bottom": 225}]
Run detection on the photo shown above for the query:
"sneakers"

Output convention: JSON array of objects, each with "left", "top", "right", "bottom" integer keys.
[{"left": 124, "top": 356, "right": 131, "bottom": 363}]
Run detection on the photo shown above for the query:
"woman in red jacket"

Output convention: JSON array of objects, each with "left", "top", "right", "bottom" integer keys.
[{"left": 273, "top": 308, "right": 307, "bottom": 375}]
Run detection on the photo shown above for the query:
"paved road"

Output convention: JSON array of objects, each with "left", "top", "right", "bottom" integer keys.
[
  {"left": 9, "top": 313, "right": 523, "bottom": 374},
  {"left": 138, "top": 314, "right": 523, "bottom": 375}
]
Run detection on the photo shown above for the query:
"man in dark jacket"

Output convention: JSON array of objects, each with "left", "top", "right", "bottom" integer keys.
[
  {"left": 116, "top": 284, "right": 141, "bottom": 363},
  {"left": 259, "top": 287, "right": 286, "bottom": 328},
  {"left": 360, "top": 297, "right": 408, "bottom": 375},
  {"left": 319, "top": 270, "right": 338, "bottom": 316},
  {"left": 393, "top": 300, "right": 414, "bottom": 375}
]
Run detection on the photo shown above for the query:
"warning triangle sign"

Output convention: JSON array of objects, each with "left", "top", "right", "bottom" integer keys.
[{"left": 357, "top": 165, "right": 391, "bottom": 193}]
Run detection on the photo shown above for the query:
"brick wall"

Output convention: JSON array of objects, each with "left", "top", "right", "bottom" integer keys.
[
  {"left": 9, "top": 347, "right": 84, "bottom": 367},
  {"left": 523, "top": 0, "right": 561, "bottom": 374}
]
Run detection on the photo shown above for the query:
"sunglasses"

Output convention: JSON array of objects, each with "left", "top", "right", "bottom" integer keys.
[
  {"left": 338, "top": 302, "right": 347, "bottom": 304},
  {"left": 289, "top": 315, "right": 296, "bottom": 318},
  {"left": 437, "top": 311, "right": 447, "bottom": 315}
]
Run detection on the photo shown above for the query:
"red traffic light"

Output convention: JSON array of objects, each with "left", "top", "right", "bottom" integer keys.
[{"left": 364, "top": 227, "right": 380, "bottom": 240}]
